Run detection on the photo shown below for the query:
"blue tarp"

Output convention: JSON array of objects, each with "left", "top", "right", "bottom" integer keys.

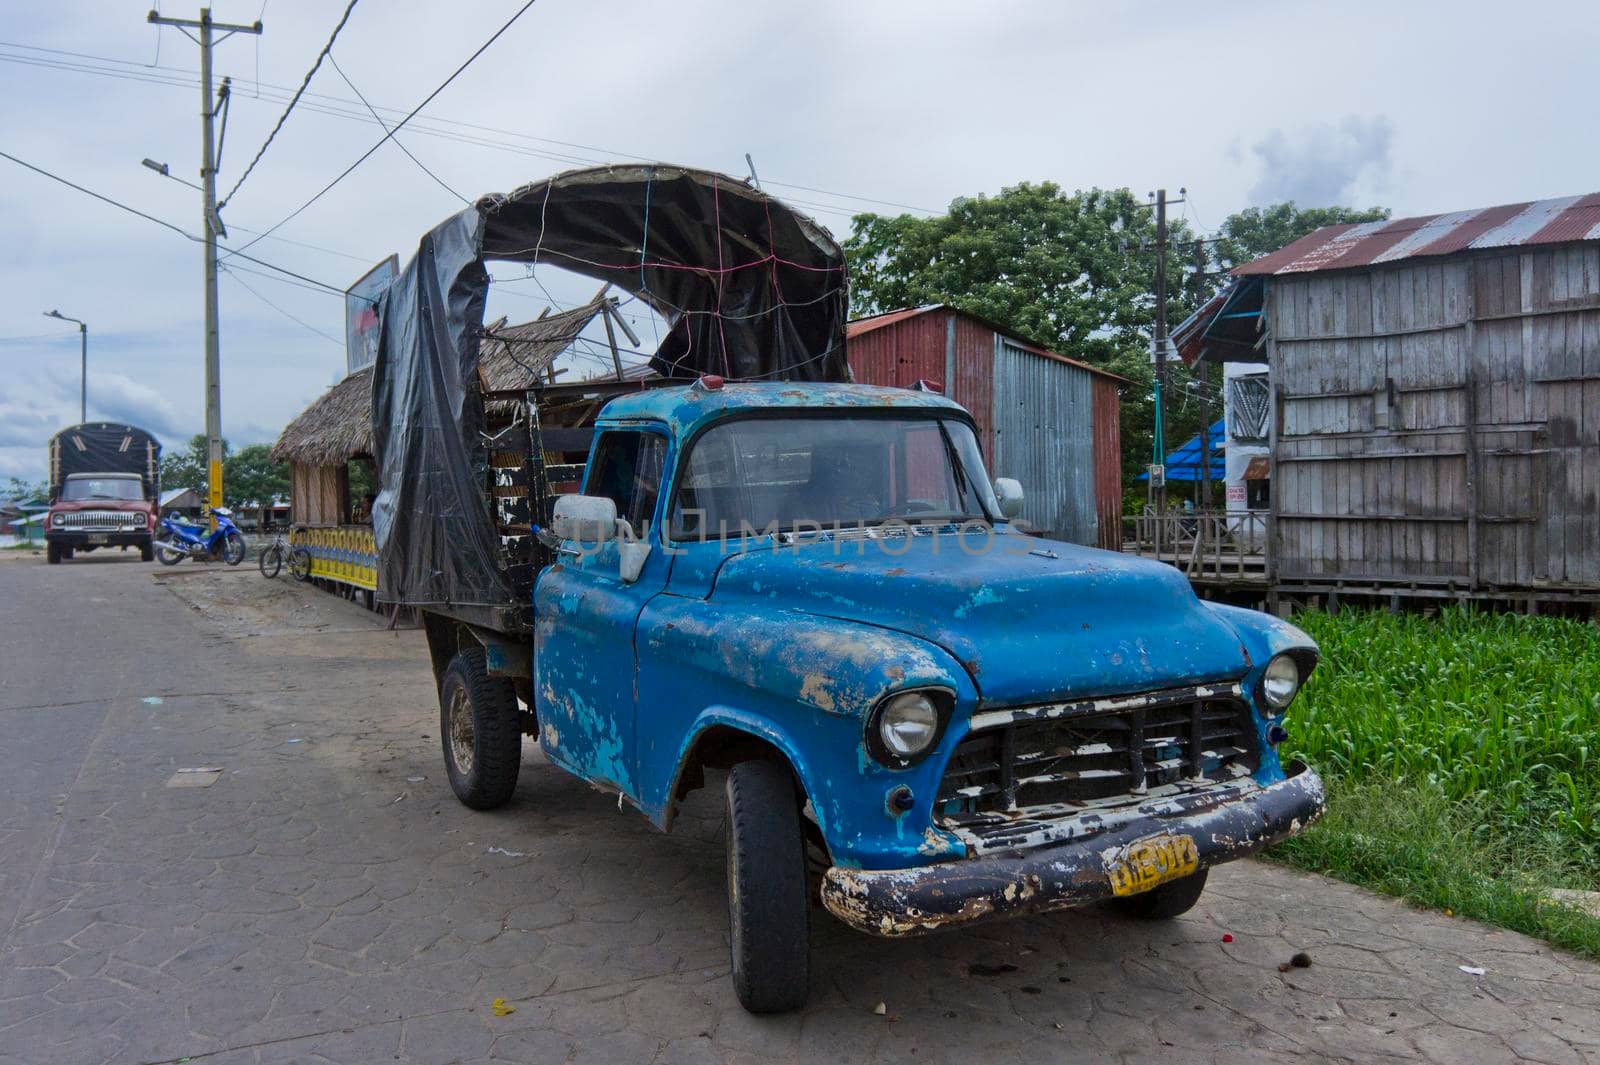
[{"left": 1139, "top": 419, "right": 1224, "bottom": 481}]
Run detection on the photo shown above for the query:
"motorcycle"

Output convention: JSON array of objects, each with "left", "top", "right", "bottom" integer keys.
[{"left": 154, "top": 507, "right": 248, "bottom": 567}]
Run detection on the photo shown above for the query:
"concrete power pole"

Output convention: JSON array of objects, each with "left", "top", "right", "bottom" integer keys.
[
  {"left": 1153, "top": 189, "right": 1169, "bottom": 513},
  {"left": 1193, "top": 236, "right": 1213, "bottom": 511},
  {"left": 147, "top": 7, "right": 262, "bottom": 521}
]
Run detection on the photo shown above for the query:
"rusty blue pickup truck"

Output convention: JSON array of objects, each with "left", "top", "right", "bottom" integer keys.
[{"left": 370, "top": 165, "right": 1325, "bottom": 1013}]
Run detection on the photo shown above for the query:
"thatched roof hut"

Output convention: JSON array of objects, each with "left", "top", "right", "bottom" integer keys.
[
  {"left": 270, "top": 366, "right": 376, "bottom": 467},
  {"left": 271, "top": 296, "right": 613, "bottom": 467}
]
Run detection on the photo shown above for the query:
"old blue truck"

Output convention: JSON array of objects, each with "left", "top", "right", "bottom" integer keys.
[{"left": 370, "top": 165, "right": 1326, "bottom": 1013}]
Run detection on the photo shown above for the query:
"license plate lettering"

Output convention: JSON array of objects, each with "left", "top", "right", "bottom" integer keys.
[
  {"left": 1105, "top": 833, "right": 1200, "bottom": 897},
  {"left": 87, "top": 535, "right": 108, "bottom": 544}
]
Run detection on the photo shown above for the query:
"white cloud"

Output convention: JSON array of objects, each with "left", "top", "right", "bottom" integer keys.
[{"left": 1247, "top": 116, "right": 1395, "bottom": 208}]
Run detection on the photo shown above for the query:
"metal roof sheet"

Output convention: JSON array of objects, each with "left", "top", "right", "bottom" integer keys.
[
  {"left": 847, "top": 305, "right": 1128, "bottom": 382},
  {"left": 1234, "top": 192, "right": 1600, "bottom": 276}
]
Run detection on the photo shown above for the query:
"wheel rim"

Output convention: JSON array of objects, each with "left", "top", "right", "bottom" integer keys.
[{"left": 448, "top": 684, "right": 475, "bottom": 776}]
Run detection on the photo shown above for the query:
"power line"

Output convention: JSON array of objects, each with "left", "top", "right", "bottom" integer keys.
[
  {"left": 0, "top": 147, "right": 352, "bottom": 298},
  {"left": 226, "top": 0, "right": 539, "bottom": 258},
  {"left": 0, "top": 330, "right": 81, "bottom": 344},
  {"left": 220, "top": 263, "right": 343, "bottom": 345},
  {"left": 326, "top": 51, "right": 467, "bottom": 205},
  {"left": 0, "top": 40, "right": 936, "bottom": 221},
  {"left": 220, "top": 0, "right": 360, "bottom": 208}
]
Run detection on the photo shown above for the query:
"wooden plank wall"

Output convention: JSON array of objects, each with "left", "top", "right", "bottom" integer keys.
[{"left": 1270, "top": 245, "right": 1600, "bottom": 592}]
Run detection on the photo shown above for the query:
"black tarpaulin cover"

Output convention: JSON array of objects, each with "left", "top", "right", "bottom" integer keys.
[
  {"left": 371, "top": 164, "right": 849, "bottom": 611},
  {"left": 48, "top": 423, "right": 161, "bottom": 501}
]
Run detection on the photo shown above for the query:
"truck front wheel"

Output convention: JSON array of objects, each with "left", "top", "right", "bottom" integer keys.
[
  {"left": 439, "top": 647, "right": 521, "bottom": 810},
  {"left": 1107, "top": 868, "right": 1209, "bottom": 920},
  {"left": 47, "top": 542, "right": 61, "bottom": 564},
  {"left": 725, "top": 758, "right": 810, "bottom": 1014},
  {"left": 140, "top": 541, "right": 155, "bottom": 563}
]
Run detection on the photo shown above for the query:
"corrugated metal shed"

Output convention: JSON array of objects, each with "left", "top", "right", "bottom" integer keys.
[
  {"left": 847, "top": 306, "right": 1124, "bottom": 548},
  {"left": 1236, "top": 192, "right": 1600, "bottom": 277}
]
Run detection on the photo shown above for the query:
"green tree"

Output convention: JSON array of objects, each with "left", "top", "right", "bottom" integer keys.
[
  {"left": 226, "top": 444, "right": 290, "bottom": 507},
  {"left": 159, "top": 434, "right": 220, "bottom": 497},
  {"left": 845, "top": 183, "right": 1203, "bottom": 489},
  {"left": 5, "top": 477, "right": 48, "bottom": 503},
  {"left": 1213, "top": 202, "right": 1390, "bottom": 274}
]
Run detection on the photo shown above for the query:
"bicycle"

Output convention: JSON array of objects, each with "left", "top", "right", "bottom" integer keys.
[{"left": 258, "top": 530, "right": 313, "bottom": 581}]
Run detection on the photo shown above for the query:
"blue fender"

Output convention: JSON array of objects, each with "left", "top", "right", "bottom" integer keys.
[{"left": 1201, "top": 602, "right": 1320, "bottom": 784}]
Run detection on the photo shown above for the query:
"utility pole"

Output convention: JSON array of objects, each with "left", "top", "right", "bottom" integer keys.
[
  {"left": 1193, "top": 236, "right": 1213, "bottom": 512},
  {"left": 1139, "top": 187, "right": 1182, "bottom": 513},
  {"left": 147, "top": 7, "right": 262, "bottom": 522}
]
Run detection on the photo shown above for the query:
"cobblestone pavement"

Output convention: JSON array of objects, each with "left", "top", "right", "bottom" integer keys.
[{"left": 2, "top": 556, "right": 1598, "bottom": 1065}]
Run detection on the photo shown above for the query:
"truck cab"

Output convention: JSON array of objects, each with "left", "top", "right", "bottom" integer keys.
[
  {"left": 44, "top": 422, "right": 161, "bottom": 564},
  {"left": 46, "top": 473, "right": 158, "bottom": 564},
  {"left": 429, "top": 379, "right": 1325, "bottom": 1013}
]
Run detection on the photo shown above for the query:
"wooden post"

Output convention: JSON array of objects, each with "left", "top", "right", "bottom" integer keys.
[{"left": 1464, "top": 310, "right": 1481, "bottom": 591}]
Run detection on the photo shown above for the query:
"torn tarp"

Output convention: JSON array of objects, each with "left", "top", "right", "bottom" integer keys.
[{"left": 370, "top": 164, "right": 849, "bottom": 612}]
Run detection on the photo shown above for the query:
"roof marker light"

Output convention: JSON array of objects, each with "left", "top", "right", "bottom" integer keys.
[{"left": 695, "top": 375, "right": 725, "bottom": 391}]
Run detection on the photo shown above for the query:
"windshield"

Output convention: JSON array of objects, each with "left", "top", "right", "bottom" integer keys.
[
  {"left": 671, "top": 415, "right": 1000, "bottom": 538},
  {"left": 61, "top": 477, "right": 144, "bottom": 502}
]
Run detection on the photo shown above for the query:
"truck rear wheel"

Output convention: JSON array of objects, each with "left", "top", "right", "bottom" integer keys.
[
  {"left": 439, "top": 647, "right": 521, "bottom": 810},
  {"left": 1108, "top": 868, "right": 1209, "bottom": 920},
  {"left": 725, "top": 758, "right": 810, "bottom": 1014}
]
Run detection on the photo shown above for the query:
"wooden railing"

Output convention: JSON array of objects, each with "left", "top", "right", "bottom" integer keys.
[{"left": 1122, "top": 511, "right": 1269, "bottom": 582}]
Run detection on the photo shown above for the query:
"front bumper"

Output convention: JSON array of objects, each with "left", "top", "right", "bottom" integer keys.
[
  {"left": 821, "top": 761, "right": 1325, "bottom": 937},
  {"left": 47, "top": 529, "right": 151, "bottom": 548}
]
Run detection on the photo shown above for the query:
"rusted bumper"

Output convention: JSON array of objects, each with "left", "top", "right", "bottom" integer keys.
[{"left": 820, "top": 761, "right": 1325, "bottom": 936}]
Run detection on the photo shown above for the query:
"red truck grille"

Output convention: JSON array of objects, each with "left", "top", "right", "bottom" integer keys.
[{"left": 59, "top": 510, "right": 146, "bottom": 532}]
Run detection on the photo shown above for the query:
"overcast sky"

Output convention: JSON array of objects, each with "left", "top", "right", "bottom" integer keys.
[{"left": 3, "top": 0, "right": 1597, "bottom": 486}]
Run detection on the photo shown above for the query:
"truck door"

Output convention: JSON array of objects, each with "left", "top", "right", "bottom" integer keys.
[{"left": 533, "top": 427, "right": 671, "bottom": 800}]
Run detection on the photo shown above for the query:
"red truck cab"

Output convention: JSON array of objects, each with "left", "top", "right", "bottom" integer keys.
[{"left": 44, "top": 424, "right": 162, "bottom": 565}]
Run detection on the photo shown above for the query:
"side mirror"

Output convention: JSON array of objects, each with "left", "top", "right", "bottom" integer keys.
[
  {"left": 551, "top": 494, "right": 618, "bottom": 543},
  {"left": 994, "top": 477, "right": 1025, "bottom": 519}
]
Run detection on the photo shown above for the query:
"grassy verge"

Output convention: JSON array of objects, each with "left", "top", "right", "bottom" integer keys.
[{"left": 1266, "top": 606, "right": 1600, "bottom": 958}]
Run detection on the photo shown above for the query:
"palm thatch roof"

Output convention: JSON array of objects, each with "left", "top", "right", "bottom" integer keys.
[
  {"left": 270, "top": 366, "right": 376, "bottom": 466},
  {"left": 479, "top": 296, "right": 607, "bottom": 392},
  {"left": 270, "top": 297, "right": 620, "bottom": 467}
]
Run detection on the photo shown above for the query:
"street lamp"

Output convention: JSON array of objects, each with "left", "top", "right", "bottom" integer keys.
[
  {"left": 44, "top": 309, "right": 87, "bottom": 424},
  {"left": 142, "top": 157, "right": 203, "bottom": 192}
]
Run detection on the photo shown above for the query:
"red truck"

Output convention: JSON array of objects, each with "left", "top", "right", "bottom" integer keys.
[{"left": 45, "top": 423, "right": 161, "bottom": 564}]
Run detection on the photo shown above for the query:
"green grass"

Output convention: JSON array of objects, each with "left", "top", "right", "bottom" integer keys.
[{"left": 1267, "top": 606, "right": 1600, "bottom": 957}]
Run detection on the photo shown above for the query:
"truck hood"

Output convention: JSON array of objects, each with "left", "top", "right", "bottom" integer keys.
[
  {"left": 50, "top": 500, "right": 152, "bottom": 512},
  {"left": 710, "top": 530, "right": 1252, "bottom": 707}
]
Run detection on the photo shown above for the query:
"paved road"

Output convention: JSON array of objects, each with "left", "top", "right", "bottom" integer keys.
[{"left": 1, "top": 554, "right": 1597, "bottom": 1064}]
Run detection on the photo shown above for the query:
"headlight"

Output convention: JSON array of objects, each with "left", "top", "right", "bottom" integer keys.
[
  {"left": 1261, "top": 653, "right": 1303, "bottom": 712},
  {"left": 870, "top": 690, "right": 946, "bottom": 765},
  {"left": 52, "top": 512, "right": 65, "bottom": 527}
]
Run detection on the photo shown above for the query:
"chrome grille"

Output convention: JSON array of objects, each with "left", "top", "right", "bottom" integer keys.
[
  {"left": 937, "top": 684, "right": 1258, "bottom": 822},
  {"left": 60, "top": 510, "right": 146, "bottom": 531}
]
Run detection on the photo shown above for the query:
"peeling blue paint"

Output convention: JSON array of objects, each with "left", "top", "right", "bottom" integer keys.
[{"left": 525, "top": 381, "right": 1321, "bottom": 881}]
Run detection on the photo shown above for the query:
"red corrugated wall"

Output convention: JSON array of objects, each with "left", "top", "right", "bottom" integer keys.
[
  {"left": 849, "top": 308, "right": 1121, "bottom": 547},
  {"left": 1092, "top": 375, "right": 1122, "bottom": 550}
]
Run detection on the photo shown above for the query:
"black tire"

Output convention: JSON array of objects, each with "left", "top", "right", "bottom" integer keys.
[
  {"left": 1107, "top": 868, "right": 1209, "bottom": 920},
  {"left": 288, "top": 546, "right": 313, "bottom": 581},
  {"left": 140, "top": 542, "right": 155, "bottom": 563},
  {"left": 222, "top": 531, "right": 247, "bottom": 566},
  {"left": 439, "top": 648, "right": 522, "bottom": 810},
  {"left": 47, "top": 542, "right": 61, "bottom": 565},
  {"left": 258, "top": 543, "right": 284, "bottom": 578},
  {"left": 154, "top": 535, "right": 183, "bottom": 566},
  {"left": 725, "top": 758, "right": 810, "bottom": 1014}
]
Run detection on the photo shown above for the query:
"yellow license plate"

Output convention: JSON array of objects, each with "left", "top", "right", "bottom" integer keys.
[{"left": 1105, "top": 832, "right": 1200, "bottom": 897}]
